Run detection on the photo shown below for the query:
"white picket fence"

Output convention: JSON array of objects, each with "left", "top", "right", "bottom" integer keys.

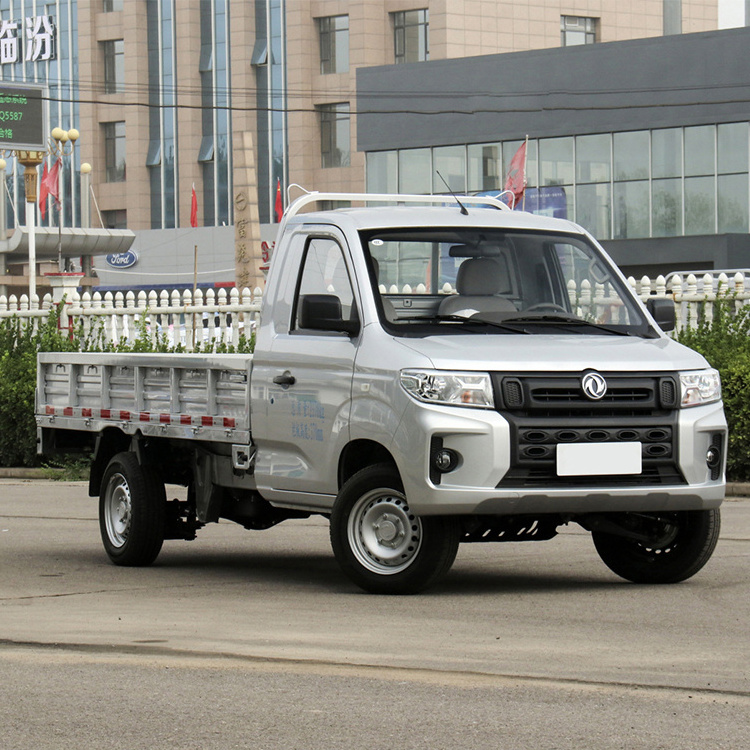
[
  {"left": 0, "top": 272, "right": 748, "bottom": 349},
  {"left": 0, "top": 286, "right": 264, "bottom": 350}
]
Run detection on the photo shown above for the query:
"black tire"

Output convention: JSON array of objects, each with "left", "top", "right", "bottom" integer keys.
[
  {"left": 99, "top": 452, "right": 166, "bottom": 566},
  {"left": 592, "top": 509, "right": 721, "bottom": 584},
  {"left": 330, "top": 463, "right": 461, "bottom": 594}
]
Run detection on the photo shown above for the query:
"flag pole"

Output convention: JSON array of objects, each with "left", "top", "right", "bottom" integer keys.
[
  {"left": 190, "top": 184, "right": 198, "bottom": 348},
  {"left": 522, "top": 134, "right": 528, "bottom": 212}
]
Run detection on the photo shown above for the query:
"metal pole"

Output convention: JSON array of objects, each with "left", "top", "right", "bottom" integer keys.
[
  {"left": 0, "top": 160, "right": 6, "bottom": 298},
  {"left": 57, "top": 157, "right": 63, "bottom": 271},
  {"left": 27, "top": 195, "right": 36, "bottom": 303},
  {"left": 81, "top": 163, "right": 92, "bottom": 278}
]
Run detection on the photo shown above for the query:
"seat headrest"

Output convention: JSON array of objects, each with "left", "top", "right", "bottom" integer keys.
[{"left": 456, "top": 257, "right": 511, "bottom": 295}]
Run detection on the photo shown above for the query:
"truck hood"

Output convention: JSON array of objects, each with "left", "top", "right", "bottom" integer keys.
[{"left": 397, "top": 333, "right": 709, "bottom": 373}]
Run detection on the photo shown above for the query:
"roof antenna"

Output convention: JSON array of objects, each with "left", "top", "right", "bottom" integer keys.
[{"left": 436, "top": 171, "right": 468, "bottom": 215}]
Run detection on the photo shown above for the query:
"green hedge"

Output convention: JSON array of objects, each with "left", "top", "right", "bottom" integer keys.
[
  {"left": 0, "top": 308, "right": 254, "bottom": 468},
  {"left": 676, "top": 299, "right": 750, "bottom": 481},
  {"left": 3, "top": 302, "right": 749, "bottom": 480}
]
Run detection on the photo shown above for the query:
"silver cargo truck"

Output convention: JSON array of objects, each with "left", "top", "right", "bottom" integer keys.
[{"left": 36, "top": 192, "right": 727, "bottom": 594}]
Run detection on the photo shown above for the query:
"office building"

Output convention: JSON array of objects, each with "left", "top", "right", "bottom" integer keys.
[{"left": 0, "top": 1, "right": 728, "bottom": 292}]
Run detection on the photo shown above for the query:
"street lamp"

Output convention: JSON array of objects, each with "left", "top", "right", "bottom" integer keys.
[
  {"left": 15, "top": 149, "right": 44, "bottom": 302},
  {"left": 48, "top": 127, "right": 80, "bottom": 272}
]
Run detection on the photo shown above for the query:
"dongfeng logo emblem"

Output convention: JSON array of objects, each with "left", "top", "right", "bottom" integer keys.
[{"left": 581, "top": 372, "right": 607, "bottom": 400}]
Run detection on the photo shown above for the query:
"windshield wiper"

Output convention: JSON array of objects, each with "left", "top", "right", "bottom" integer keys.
[
  {"left": 499, "top": 313, "right": 632, "bottom": 336},
  {"left": 429, "top": 314, "right": 531, "bottom": 334}
]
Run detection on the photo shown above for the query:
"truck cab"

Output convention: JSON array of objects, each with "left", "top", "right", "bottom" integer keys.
[{"left": 247, "top": 192, "right": 725, "bottom": 592}]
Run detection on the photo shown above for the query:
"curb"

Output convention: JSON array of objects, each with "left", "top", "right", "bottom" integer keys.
[
  {"left": 0, "top": 468, "right": 58, "bottom": 479},
  {"left": 725, "top": 482, "right": 750, "bottom": 498}
]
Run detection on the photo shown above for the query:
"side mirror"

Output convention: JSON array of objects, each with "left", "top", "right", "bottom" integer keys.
[
  {"left": 298, "top": 294, "right": 360, "bottom": 336},
  {"left": 646, "top": 297, "right": 676, "bottom": 332}
]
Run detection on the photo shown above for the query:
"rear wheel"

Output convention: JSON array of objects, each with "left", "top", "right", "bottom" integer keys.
[
  {"left": 99, "top": 452, "right": 166, "bottom": 566},
  {"left": 330, "top": 464, "right": 460, "bottom": 594},
  {"left": 592, "top": 509, "right": 720, "bottom": 584}
]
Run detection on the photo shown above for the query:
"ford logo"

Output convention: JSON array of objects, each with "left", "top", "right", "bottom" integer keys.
[
  {"left": 581, "top": 371, "right": 607, "bottom": 400},
  {"left": 105, "top": 251, "right": 138, "bottom": 269}
]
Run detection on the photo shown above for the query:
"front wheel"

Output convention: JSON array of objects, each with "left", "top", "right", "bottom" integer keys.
[
  {"left": 592, "top": 509, "right": 721, "bottom": 584},
  {"left": 99, "top": 452, "right": 166, "bottom": 566},
  {"left": 330, "top": 464, "right": 461, "bottom": 594}
]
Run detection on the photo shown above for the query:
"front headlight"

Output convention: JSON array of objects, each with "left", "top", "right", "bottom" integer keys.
[
  {"left": 679, "top": 368, "right": 721, "bottom": 407},
  {"left": 400, "top": 369, "right": 494, "bottom": 408}
]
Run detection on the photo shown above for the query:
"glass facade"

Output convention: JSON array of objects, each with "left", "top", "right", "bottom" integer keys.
[
  {"left": 366, "top": 122, "right": 750, "bottom": 240},
  {"left": 146, "top": 0, "right": 177, "bottom": 228},
  {"left": 254, "top": 0, "right": 286, "bottom": 223},
  {"left": 0, "top": 0, "right": 80, "bottom": 230},
  {"left": 199, "top": 0, "right": 231, "bottom": 227}
]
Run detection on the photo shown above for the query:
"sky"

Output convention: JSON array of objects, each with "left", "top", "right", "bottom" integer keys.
[{"left": 719, "top": 0, "right": 745, "bottom": 27}]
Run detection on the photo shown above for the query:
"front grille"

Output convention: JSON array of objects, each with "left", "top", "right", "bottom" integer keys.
[
  {"left": 493, "top": 372, "right": 685, "bottom": 488},
  {"left": 494, "top": 373, "right": 679, "bottom": 416},
  {"left": 498, "top": 464, "right": 686, "bottom": 488}
]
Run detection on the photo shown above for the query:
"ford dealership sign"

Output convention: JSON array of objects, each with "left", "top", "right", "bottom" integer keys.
[{"left": 105, "top": 251, "right": 138, "bottom": 269}]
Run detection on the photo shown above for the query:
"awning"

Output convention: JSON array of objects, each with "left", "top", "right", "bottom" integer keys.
[{"left": 0, "top": 227, "right": 136, "bottom": 261}]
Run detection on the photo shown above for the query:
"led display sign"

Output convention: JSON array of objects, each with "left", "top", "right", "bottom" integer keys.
[{"left": 0, "top": 83, "right": 46, "bottom": 149}]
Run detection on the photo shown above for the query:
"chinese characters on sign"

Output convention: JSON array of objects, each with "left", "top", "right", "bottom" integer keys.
[{"left": 0, "top": 15, "right": 56, "bottom": 64}]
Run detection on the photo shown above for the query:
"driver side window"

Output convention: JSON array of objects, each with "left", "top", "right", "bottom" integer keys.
[{"left": 294, "top": 237, "right": 356, "bottom": 329}]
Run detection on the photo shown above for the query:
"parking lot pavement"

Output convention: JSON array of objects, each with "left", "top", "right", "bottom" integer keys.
[{"left": 1, "top": 481, "right": 749, "bottom": 749}]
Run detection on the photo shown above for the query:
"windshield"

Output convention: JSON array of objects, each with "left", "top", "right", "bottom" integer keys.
[{"left": 362, "top": 227, "right": 652, "bottom": 337}]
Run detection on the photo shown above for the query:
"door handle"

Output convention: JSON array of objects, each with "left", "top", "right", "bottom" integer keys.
[{"left": 273, "top": 371, "right": 296, "bottom": 386}]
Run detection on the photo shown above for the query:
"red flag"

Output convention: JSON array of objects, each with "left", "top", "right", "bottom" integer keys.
[
  {"left": 504, "top": 141, "right": 527, "bottom": 209},
  {"left": 40, "top": 159, "right": 61, "bottom": 220},
  {"left": 39, "top": 161, "right": 49, "bottom": 220},
  {"left": 274, "top": 178, "right": 283, "bottom": 222},
  {"left": 190, "top": 183, "right": 198, "bottom": 228}
]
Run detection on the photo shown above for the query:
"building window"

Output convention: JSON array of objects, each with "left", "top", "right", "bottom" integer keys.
[
  {"left": 318, "top": 103, "right": 350, "bottom": 168},
  {"left": 576, "top": 133, "right": 611, "bottom": 239},
  {"left": 103, "top": 39, "right": 124, "bottom": 94},
  {"left": 102, "top": 209, "right": 127, "bottom": 229},
  {"left": 718, "top": 122, "right": 749, "bottom": 233},
  {"left": 684, "top": 125, "right": 716, "bottom": 235},
  {"left": 432, "top": 146, "right": 466, "bottom": 194},
  {"left": 399, "top": 148, "right": 431, "bottom": 193},
  {"left": 104, "top": 121, "right": 126, "bottom": 182},
  {"left": 613, "top": 131, "right": 649, "bottom": 239},
  {"left": 366, "top": 151, "right": 398, "bottom": 193},
  {"left": 393, "top": 9, "right": 429, "bottom": 63},
  {"left": 467, "top": 143, "right": 501, "bottom": 192},
  {"left": 663, "top": 0, "right": 682, "bottom": 35},
  {"left": 318, "top": 15, "right": 348, "bottom": 74},
  {"left": 561, "top": 16, "right": 597, "bottom": 46},
  {"left": 651, "top": 128, "right": 683, "bottom": 237},
  {"left": 103, "top": 0, "right": 123, "bottom": 10}
]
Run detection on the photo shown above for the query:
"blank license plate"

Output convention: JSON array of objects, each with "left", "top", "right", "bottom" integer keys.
[{"left": 556, "top": 442, "right": 642, "bottom": 477}]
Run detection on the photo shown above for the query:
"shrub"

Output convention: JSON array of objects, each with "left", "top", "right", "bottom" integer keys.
[
  {"left": 676, "top": 297, "right": 750, "bottom": 481},
  {"left": 0, "top": 310, "right": 78, "bottom": 466}
]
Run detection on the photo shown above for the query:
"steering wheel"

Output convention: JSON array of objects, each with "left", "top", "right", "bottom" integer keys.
[{"left": 524, "top": 303, "right": 568, "bottom": 313}]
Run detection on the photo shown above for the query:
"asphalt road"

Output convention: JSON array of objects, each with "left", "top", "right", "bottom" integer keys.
[{"left": 1, "top": 480, "right": 748, "bottom": 750}]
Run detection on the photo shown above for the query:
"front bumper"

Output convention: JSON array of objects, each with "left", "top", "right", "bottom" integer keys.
[{"left": 392, "top": 399, "right": 727, "bottom": 516}]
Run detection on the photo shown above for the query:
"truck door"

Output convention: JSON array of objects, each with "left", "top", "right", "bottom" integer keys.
[{"left": 252, "top": 228, "right": 360, "bottom": 508}]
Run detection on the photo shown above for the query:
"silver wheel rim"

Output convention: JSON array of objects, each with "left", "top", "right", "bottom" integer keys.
[
  {"left": 104, "top": 472, "right": 132, "bottom": 548},
  {"left": 347, "top": 487, "right": 423, "bottom": 575}
]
